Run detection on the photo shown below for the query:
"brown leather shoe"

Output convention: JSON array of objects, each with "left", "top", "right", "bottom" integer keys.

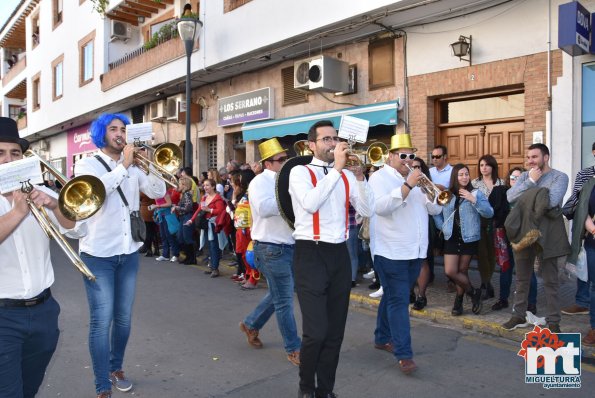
[
  {"left": 398, "top": 359, "right": 418, "bottom": 375},
  {"left": 374, "top": 342, "right": 393, "bottom": 353},
  {"left": 287, "top": 350, "right": 300, "bottom": 366},
  {"left": 97, "top": 392, "right": 112, "bottom": 398},
  {"left": 239, "top": 321, "right": 263, "bottom": 348},
  {"left": 583, "top": 328, "right": 595, "bottom": 346},
  {"left": 561, "top": 304, "right": 589, "bottom": 315}
]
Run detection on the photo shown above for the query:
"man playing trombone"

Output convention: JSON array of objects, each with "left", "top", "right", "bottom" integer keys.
[
  {"left": 0, "top": 117, "right": 87, "bottom": 398},
  {"left": 75, "top": 114, "right": 166, "bottom": 398}
]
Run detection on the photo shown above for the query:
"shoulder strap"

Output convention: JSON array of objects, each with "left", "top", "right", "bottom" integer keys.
[
  {"left": 340, "top": 172, "right": 349, "bottom": 239},
  {"left": 94, "top": 154, "right": 129, "bottom": 208},
  {"left": 304, "top": 166, "right": 320, "bottom": 241}
]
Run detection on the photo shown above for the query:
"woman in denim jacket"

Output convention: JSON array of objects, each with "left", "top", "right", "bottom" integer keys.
[{"left": 433, "top": 164, "right": 494, "bottom": 316}]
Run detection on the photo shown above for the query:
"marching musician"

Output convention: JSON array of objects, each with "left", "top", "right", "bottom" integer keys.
[
  {"left": 368, "top": 133, "right": 441, "bottom": 375},
  {"left": 239, "top": 138, "right": 301, "bottom": 366},
  {"left": 289, "top": 120, "right": 373, "bottom": 398},
  {"left": 75, "top": 114, "right": 166, "bottom": 398},
  {"left": 0, "top": 117, "right": 86, "bottom": 397}
]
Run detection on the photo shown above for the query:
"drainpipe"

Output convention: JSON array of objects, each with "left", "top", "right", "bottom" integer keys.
[{"left": 546, "top": 0, "right": 553, "bottom": 161}]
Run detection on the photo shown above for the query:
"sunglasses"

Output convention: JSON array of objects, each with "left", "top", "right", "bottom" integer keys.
[
  {"left": 269, "top": 156, "right": 288, "bottom": 163},
  {"left": 397, "top": 153, "right": 416, "bottom": 160},
  {"left": 509, "top": 175, "right": 519, "bottom": 181},
  {"left": 431, "top": 154, "right": 443, "bottom": 159}
]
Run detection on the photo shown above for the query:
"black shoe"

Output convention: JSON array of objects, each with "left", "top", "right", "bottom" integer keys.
[
  {"left": 412, "top": 295, "right": 427, "bottom": 311},
  {"left": 368, "top": 281, "right": 380, "bottom": 290},
  {"left": 138, "top": 245, "right": 147, "bottom": 254},
  {"left": 480, "top": 283, "right": 494, "bottom": 300},
  {"left": 316, "top": 394, "right": 337, "bottom": 398},
  {"left": 469, "top": 287, "right": 483, "bottom": 315},
  {"left": 409, "top": 289, "right": 416, "bottom": 304},
  {"left": 351, "top": 281, "right": 358, "bottom": 288},
  {"left": 527, "top": 303, "right": 537, "bottom": 315},
  {"left": 144, "top": 250, "right": 153, "bottom": 258},
  {"left": 547, "top": 323, "right": 561, "bottom": 333},
  {"left": 451, "top": 294, "right": 464, "bottom": 316},
  {"left": 492, "top": 299, "right": 508, "bottom": 311},
  {"left": 298, "top": 390, "right": 315, "bottom": 398},
  {"left": 486, "top": 282, "right": 495, "bottom": 299}
]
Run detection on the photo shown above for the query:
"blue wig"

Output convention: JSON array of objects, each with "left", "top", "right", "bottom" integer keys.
[{"left": 89, "top": 113, "right": 130, "bottom": 148}]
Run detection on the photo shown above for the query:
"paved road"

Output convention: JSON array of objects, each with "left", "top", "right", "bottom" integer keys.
[{"left": 38, "top": 242, "right": 594, "bottom": 398}]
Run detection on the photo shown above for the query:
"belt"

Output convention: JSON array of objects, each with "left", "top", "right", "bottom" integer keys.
[
  {"left": 0, "top": 288, "right": 52, "bottom": 308},
  {"left": 253, "top": 241, "right": 295, "bottom": 248}
]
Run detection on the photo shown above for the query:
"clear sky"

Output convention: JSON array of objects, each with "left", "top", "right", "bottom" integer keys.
[{"left": 0, "top": 0, "right": 22, "bottom": 29}]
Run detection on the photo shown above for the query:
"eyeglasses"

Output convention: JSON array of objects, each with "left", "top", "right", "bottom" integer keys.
[
  {"left": 431, "top": 154, "right": 443, "bottom": 159},
  {"left": 411, "top": 165, "right": 421, "bottom": 169},
  {"left": 269, "top": 156, "right": 288, "bottom": 163},
  {"left": 509, "top": 175, "right": 519, "bottom": 181},
  {"left": 316, "top": 136, "right": 342, "bottom": 144},
  {"left": 397, "top": 153, "right": 416, "bottom": 160}
]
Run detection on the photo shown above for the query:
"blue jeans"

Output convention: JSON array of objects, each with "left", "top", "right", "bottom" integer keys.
[
  {"left": 584, "top": 246, "right": 595, "bottom": 328},
  {"left": 346, "top": 225, "right": 359, "bottom": 281},
  {"left": 158, "top": 217, "right": 179, "bottom": 258},
  {"left": 208, "top": 224, "right": 221, "bottom": 270},
  {"left": 499, "top": 246, "right": 537, "bottom": 304},
  {"left": 81, "top": 252, "right": 140, "bottom": 394},
  {"left": 575, "top": 278, "right": 591, "bottom": 308},
  {"left": 0, "top": 296, "right": 60, "bottom": 398},
  {"left": 177, "top": 213, "right": 193, "bottom": 245},
  {"left": 243, "top": 242, "right": 301, "bottom": 353},
  {"left": 374, "top": 255, "right": 422, "bottom": 360}
]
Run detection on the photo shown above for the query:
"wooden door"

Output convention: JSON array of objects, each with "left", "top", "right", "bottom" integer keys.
[{"left": 440, "top": 121, "right": 525, "bottom": 179}]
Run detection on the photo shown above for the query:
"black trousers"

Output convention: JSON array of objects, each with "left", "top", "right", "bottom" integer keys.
[{"left": 293, "top": 240, "right": 351, "bottom": 395}]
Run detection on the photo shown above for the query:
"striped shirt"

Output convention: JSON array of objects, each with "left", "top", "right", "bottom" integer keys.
[{"left": 564, "top": 166, "right": 595, "bottom": 209}]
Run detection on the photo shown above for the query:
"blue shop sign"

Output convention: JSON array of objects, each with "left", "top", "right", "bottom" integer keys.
[
  {"left": 217, "top": 87, "right": 274, "bottom": 127},
  {"left": 558, "top": 1, "right": 591, "bottom": 56}
]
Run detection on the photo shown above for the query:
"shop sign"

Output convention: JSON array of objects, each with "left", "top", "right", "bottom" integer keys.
[
  {"left": 217, "top": 87, "right": 274, "bottom": 127},
  {"left": 66, "top": 123, "right": 95, "bottom": 176},
  {"left": 558, "top": 1, "right": 592, "bottom": 56}
]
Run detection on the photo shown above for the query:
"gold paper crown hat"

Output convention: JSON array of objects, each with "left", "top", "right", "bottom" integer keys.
[
  {"left": 258, "top": 138, "right": 287, "bottom": 161},
  {"left": 389, "top": 133, "right": 417, "bottom": 152}
]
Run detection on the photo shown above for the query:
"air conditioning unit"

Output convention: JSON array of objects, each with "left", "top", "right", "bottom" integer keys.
[
  {"left": 293, "top": 56, "right": 349, "bottom": 93},
  {"left": 149, "top": 100, "right": 166, "bottom": 121},
  {"left": 111, "top": 20, "right": 132, "bottom": 41},
  {"left": 166, "top": 95, "right": 202, "bottom": 123}
]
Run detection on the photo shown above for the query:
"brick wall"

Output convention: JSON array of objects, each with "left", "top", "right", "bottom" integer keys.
[
  {"left": 101, "top": 39, "right": 186, "bottom": 91},
  {"left": 407, "top": 50, "right": 563, "bottom": 156}
]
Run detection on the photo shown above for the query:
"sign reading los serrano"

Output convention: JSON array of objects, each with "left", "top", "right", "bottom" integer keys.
[{"left": 217, "top": 87, "right": 274, "bottom": 127}]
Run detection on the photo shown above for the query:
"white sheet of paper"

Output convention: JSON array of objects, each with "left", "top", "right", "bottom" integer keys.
[
  {"left": 338, "top": 115, "right": 369, "bottom": 143},
  {"left": 126, "top": 122, "right": 153, "bottom": 143},
  {"left": 0, "top": 156, "right": 44, "bottom": 194}
]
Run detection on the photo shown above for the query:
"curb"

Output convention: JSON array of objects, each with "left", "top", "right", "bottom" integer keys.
[{"left": 349, "top": 292, "right": 595, "bottom": 360}]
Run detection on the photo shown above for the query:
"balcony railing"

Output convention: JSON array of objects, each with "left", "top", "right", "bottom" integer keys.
[
  {"left": 17, "top": 114, "right": 27, "bottom": 130},
  {"left": 2, "top": 55, "right": 26, "bottom": 86},
  {"left": 109, "top": 24, "right": 178, "bottom": 70}
]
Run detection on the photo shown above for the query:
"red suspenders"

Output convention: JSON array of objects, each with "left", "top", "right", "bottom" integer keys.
[{"left": 304, "top": 166, "right": 350, "bottom": 241}]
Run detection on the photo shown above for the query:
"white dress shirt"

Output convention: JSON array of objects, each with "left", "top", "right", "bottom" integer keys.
[
  {"left": 288, "top": 157, "right": 373, "bottom": 243},
  {"left": 0, "top": 186, "right": 87, "bottom": 299},
  {"left": 429, "top": 163, "right": 453, "bottom": 189},
  {"left": 369, "top": 164, "right": 442, "bottom": 260},
  {"left": 75, "top": 151, "right": 166, "bottom": 257},
  {"left": 249, "top": 169, "right": 294, "bottom": 244}
]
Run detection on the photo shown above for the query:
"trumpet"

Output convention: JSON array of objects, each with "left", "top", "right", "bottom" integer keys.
[
  {"left": 117, "top": 139, "right": 181, "bottom": 188},
  {"left": 293, "top": 140, "right": 313, "bottom": 156},
  {"left": 22, "top": 151, "right": 103, "bottom": 281},
  {"left": 405, "top": 163, "right": 452, "bottom": 205}
]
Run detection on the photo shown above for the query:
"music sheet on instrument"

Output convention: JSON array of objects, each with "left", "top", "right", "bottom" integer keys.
[
  {"left": 0, "top": 156, "right": 44, "bottom": 194},
  {"left": 338, "top": 115, "right": 369, "bottom": 143},
  {"left": 126, "top": 122, "right": 153, "bottom": 143}
]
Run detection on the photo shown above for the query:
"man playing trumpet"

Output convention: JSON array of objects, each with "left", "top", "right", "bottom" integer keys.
[
  {"left": 75, "top": 114, "right": 166, "bottom": 398},
  {"left": 368, "top": 133, "right": 442, "bottom": 375},
  {"left": 0, "top": 117, "right": 86, "bottom": 397}
]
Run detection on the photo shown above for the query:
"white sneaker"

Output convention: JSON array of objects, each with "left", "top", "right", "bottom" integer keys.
[
  {"left": 170, "top": 256, "right": 178, "bottom": 262},
  {"left": 155, "top": 256, "right": 169, "bottom": 262},
  {"left": 363, "top": 269, "right": 375, "bottom": 279},
  {"left": 369, "top": 286, "right": 383, "bottom": 298}
]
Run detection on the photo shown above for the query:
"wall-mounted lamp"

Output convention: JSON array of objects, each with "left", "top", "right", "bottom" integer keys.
[
  {"left": 137, "top": 16, "right": 145, "bottom": 23},
  {"left": 450, "top": 35, "right": 472, "bottom": 65}
]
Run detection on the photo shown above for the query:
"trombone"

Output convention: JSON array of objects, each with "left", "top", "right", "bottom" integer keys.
[
  {"left": 22, "top": 151, "right": 104, "bottom": 281},
  {"left": 124, "top": 140, "right": 181, "bottom": 188},
  {"left": 293, "top": 140, "right": 313, "bottom": 156}
]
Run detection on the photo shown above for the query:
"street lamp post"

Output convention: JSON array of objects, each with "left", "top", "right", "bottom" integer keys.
[{"left": 177, "top": 15, "right": 203, "bottom": 169}]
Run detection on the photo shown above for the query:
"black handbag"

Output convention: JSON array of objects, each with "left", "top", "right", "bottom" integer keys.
[
  {"left": 94, "top": 155, "right": 146, "bottom": 242},
  {"left": 562, "top": 197, "right": 577, "bottom": 220}
]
